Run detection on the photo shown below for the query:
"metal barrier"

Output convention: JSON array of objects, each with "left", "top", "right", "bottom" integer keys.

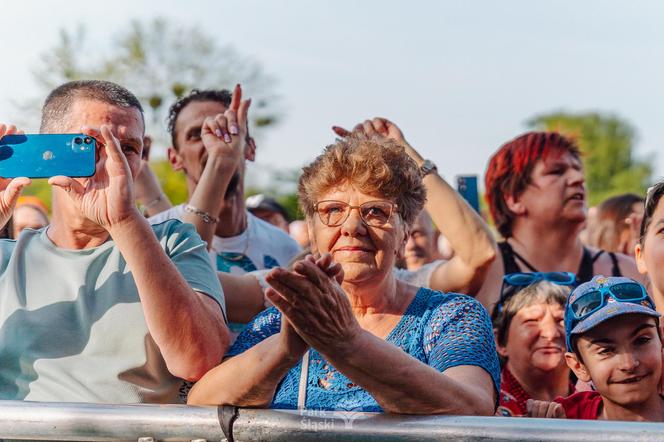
[{"left": 1, "top": 400, "right": 664, "bottom": 441}]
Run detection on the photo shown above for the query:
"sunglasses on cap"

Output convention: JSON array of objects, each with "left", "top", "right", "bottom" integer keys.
[
  {"left": 567, "top": 281, "right": 650, "bottom": 322},
  {"left": 564, "top": 281, "right": 653, "bottom": 351},
  {"left": 495, "top": 272, "right": 577, "bottom": 315}
]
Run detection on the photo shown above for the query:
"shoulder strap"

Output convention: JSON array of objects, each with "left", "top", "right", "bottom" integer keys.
[
  {"left": 576, "top": 247, "right": 595, "bottom": 284},
  {"left": 297, "top": 350, "right": 310, "bottom": 410},
  {"left": 608, "top": 252, "right": 622, "bottom": 277},
  {"left": 588, "top": 249, "right": 623, "bottom": 278},
  {"left": 499, "top": 241, "right": 539, "bottom": 273}
]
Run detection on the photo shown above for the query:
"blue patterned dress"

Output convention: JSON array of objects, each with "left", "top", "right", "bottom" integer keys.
[{"left": 226, "top": 288, "right": 500, "bottom": 412}]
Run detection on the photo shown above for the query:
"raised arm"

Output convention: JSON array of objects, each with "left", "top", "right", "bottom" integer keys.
[
  {"left": 333, "top": 118, "right": 496, "bottom": 295},
  {"left": 183, "top": 84, "right": 251, "bottom": 247},
  {"left": 49, "top": 125, "right": 229, "bottom": 381}
]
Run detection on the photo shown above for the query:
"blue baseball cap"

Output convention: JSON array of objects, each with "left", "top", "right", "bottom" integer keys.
[{"left": 564, "top": 275, "right": 660, "bottom": 351}]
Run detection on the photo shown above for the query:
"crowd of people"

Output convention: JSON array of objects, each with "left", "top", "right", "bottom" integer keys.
[{"left": 0, "top": 79, "right": 663, "bottom": 424}]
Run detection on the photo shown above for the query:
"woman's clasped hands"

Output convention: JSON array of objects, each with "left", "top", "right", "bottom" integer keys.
[{"left": 265, "top": 253, "right": 363, "bottom": 358}]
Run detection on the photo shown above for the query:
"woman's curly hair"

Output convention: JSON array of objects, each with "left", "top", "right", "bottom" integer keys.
[{"left": 298, "top": 136, "right": 426, "bottom": 226}]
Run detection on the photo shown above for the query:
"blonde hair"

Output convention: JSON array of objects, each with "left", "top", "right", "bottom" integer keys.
[{"left": 298, "top": 137, "right": 426, "bottom": 226}]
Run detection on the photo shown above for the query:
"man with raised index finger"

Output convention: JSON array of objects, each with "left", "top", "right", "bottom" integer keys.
[{"left": 0, "top": 80, "right": 229, "bottom": 403}]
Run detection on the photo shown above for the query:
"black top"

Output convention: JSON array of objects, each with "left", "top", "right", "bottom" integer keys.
[{"left": 498, "top": 241, "right": 622, "bottom": 284}]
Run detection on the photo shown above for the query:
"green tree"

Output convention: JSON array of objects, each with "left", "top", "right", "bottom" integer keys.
[
  {"left": 18, "top": 18, "right": 280, "bottom": 148},
  {"left": 527, "top": 112, "right": 653, "bottom": 206}
]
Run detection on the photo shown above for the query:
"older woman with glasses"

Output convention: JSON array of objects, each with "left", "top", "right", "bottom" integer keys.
[
  {"left": 188, "top": 136, "right": 499, "bottom": 414},
  {"left": 492, "top": 273, "right": 576, "bottom": 416}
]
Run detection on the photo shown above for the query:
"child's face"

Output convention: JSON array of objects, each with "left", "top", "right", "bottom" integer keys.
[{"left": 566, "top": 314, "right": 663, "bottom": 407}]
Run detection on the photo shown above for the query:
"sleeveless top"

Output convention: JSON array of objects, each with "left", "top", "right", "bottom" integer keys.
[{"left": 498, "top": 241, "right": 622, "bottom": 283}]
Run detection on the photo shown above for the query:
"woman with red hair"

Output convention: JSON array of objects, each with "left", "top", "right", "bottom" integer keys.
[{"left": 475, "top": 132, "right": 643, "bottom": 313}]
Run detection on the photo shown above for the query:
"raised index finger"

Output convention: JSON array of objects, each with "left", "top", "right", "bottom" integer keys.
[{"left": 230, "top": 84, "right": 242, "bottom": 113}]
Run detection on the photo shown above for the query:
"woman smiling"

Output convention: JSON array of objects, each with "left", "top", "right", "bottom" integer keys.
[{"left": 188, "top": 136, "right": 499, "bottom": 414}]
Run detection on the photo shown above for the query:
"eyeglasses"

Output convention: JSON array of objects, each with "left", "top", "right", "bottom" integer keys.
[
  {"left": 495, "top": 272, "right": 577, "bottom": 315},
  {"left": 314, "top": 200, "right": 397, "bottom": 227},
  {"left": 565, "top": 281, "right": 652, "bottom": 351}
]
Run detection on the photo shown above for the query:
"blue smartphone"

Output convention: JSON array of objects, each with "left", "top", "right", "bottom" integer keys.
[
  {"left": 457, "top": 175, "right": 480, "bottom": 213},
  {"left": 0, "top": 133, "right": 96, "bottom": 179}
]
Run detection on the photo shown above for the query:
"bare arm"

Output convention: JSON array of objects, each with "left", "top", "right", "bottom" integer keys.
[
  {"left": 134, "top": 159, "right": 172, "bottom": 217},
  {"left": 182, "top": 85, "right": 250, "bottom": 248},
  {"left": 187, "top": 333, "right": 301, "bottom": 407},
  {"left": 322, "top": 330, "right": 495, "bottom": 415},
  {"left": 109, "top": 213, "right": 229, "bottom": 381},
  {"left": 50, "top": 125, "right": 229, "bottom": 381},
  {"left": 418, "top": 169, "right": 496, "bottom": 295}
]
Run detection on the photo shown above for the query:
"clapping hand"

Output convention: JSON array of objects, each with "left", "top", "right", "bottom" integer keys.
[{"left": 266, "top": 253, "right": 361, "bottom": 357}]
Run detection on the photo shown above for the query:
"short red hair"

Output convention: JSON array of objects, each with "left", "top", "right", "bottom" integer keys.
[{"left": 484, "top": 132, "right": 581, "bottom": 238}]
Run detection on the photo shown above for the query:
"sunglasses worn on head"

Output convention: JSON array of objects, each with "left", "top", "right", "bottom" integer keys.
[
  {"left": 496, "top": 272, "right": 577, "bottom": 315},
  {"left": 314, "top": 200, "right": 397, "bottom": 227}
]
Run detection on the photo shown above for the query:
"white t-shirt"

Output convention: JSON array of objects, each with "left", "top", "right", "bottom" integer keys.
[{"left": 150, "top": 205, "right": 301, "bottom": 275}]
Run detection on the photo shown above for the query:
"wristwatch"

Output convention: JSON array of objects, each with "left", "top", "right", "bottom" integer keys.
[{"left": 419, "top": 159, "right": 438, "bottom": 177}]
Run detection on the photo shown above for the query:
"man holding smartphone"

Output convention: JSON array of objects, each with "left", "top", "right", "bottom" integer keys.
[{"left": 0, "top": 80, "right": 229, "bottom": 403}]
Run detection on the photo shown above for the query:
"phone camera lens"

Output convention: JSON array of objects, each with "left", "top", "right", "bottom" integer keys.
[
  {"left": 74, "top": 137, "right": 83, "bottom": 145},
  {"left": 83, "top": 137, "right": 92, "bottom": 144}
]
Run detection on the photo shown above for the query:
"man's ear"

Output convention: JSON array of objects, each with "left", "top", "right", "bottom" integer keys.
[
  {"left": 494, "top": 329, "right": 509, "bottom": 358},
  {"left": 167, "top": 146, "right": 184, "bottom": 172},
  {"left": 565, "top": 351, "right": 591, "bottom": 383},
  {"left": 245, "top": 136, "right": 256, "bottom": 162},
  {"left": 635, "top": 243, "right": 648, "bottom": 275},
  {"left": 505, "top": 193, "right": 526, "bottom": 216}
]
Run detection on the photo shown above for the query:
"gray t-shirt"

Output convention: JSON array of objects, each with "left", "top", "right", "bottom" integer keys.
[{"left": 0, "top": 220, "right": 224, "bottom": 403}]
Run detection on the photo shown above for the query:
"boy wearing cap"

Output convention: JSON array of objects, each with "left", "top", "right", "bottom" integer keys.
[{"left": 527, "top": 275, "right": 664, "bottom": 421}]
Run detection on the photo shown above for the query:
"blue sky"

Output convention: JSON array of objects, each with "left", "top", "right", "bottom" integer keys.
[{"left": 2, "top": 0, "right": 662, "bottom": 190}]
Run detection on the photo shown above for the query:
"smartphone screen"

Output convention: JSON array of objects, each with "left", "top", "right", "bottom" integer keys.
[
  {"left": 0, "top": 133, "right": 96, "bottom": 179},
  {"left": 457, "top": 175, "right": 480, "bottom": 213}
]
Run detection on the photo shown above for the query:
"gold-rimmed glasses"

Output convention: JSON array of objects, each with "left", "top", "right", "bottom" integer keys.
[{"left": 314, "top": 200, "right": 397, "bottom": 227}]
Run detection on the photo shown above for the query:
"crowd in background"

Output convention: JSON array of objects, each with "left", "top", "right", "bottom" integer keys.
[{"left": 0, "top": 79, "right": 663, "bottom": 423}]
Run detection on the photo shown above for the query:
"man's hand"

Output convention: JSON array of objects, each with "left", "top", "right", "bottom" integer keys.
[
  {"left": 0, "top": 124, "right": 32, "bottom": 230},
  {"left": 49, "top": 125, "right": 139, "bottom": 229},
  {"left": 200, "top": 84, "right": 251, "bottom": 171}
]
